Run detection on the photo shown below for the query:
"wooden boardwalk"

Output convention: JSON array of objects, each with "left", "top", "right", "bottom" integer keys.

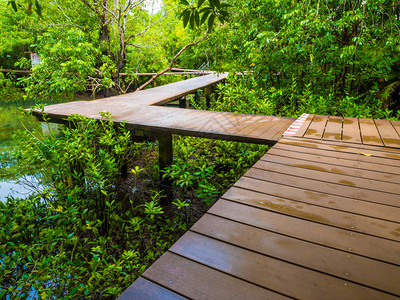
[
  {"left": 33, "top": 73, "right": 294, "bottom": 145},
  {"left": 33, "top": 76, "right": 400, "bottom": 299},
  {"left": 120, "top": 134, "right": 400, "bottom": 299}
]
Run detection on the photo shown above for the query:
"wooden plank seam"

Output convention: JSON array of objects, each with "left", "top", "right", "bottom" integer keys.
[{"left": 282, "top": 113, "right": 309, "bottom": 136}]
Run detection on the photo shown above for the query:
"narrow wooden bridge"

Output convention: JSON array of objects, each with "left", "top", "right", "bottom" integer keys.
[{"left": 34, "top": 75, "right": 400, "bottom": 299}]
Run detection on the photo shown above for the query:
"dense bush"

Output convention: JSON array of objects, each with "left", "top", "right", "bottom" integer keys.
[
  {"left": 0, "top": 115, "right": 189, "bottom": 298},
  {"left": 213, "top": 74, "right": 399, "bottom": 119}
]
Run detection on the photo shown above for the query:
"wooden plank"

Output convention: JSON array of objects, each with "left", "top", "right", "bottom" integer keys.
[
  {"left": 359, "top": 118, "right": 384, "bottom": 146},
  {"left": 221, "top": 187, "right": 400, "bottom": 242},
  {"left": 234, "top": 116, "right": 274, "bottom": 136},
  {"left": 256, "top": 118, "right": 295, "bottom": 140},
  {"left": 304, "top": 115, "right": 328, "bottom": 139},
  {"left": 267, "top": 147, "right": 400, "bottom": 180},
  {"left": 163, "top": 111, "right": 227, "bottom": 131},
  {"left": 278, "top": 137, "right": 400, "bottom": 164},
  {"left": 284, "top": 135, "right": 400, "bottom": 155},
  {"left": 214, "top": 114, "right": 256, "bottom": 134},
  {"left": 391, "top": 120, "right": 400, "bottom": 137},
  {"left": 245, "top": 167, "right": 400, "bottom": 208},
  {"left": 191, "top": 214, "right": 400, "bottom": 296},
  {"left": 375, "top": 119, "right": 400, "bottom": 148},
  {"left": 142, "top": 252, "right": 286, "bottom": 300},
  {"left": 230, "top": 180, "right": 400, "bottom": 223},
  {"left": 171, "top": 231, "right": 396, "bottom": 299},
  {"left": 253, "top": 159, "right": 400, "bottom": 197},
  {"left": 292, "top": 114, "right": 314, "bottom": 137},
  {"left": 261, "top": 153, "right": 400, "bottom": 184},
  {"left": 117, "top": 277, "right": 187, "bottom": 300},
  {"left": 322, "top": 116, "right": 343, "bottom": 141},
  {"left": 271, "top": 119, "right": 298, "bottom": 140},
  {"left": 209, "top": 199, "right": 400, "bottom": 266},
  {"left": 342, "top": 117, "right": 362, "bottom": 143}
]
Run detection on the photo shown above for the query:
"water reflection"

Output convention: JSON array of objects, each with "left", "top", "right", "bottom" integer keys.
[
  {"left": 0, "top": 175, "right": 41, "bottom": 202},
  {"left": 0, "top": 100, "right": 38, "bottom": 200}
]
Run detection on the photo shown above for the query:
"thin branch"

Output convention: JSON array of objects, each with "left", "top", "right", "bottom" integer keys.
[
  {"left": 125, "top": 14, "right": 153, "bottom": 42},
  {"left": 136, "top": 35, "right": 208, "bottom": 91}
]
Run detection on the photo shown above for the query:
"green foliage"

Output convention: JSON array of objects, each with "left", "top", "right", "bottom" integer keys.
[
  {"left": 213, "top": 73, "right": 399, "bottom": 119},
  {"left": 20, "top": 28, "right": 101, "bottom": 100},
  {"left": 1, "top": 114, "right": 188, "bottom": 298},
  {"left": 164, "top": 135, "right": 267, "bottom": 205},
  {"left": 179, "top": 0, "right": 400, "bottom": 117},
  {"left": 7, "top": 0, "right": 43, "bottom": 18},
  {"left": 0, "top": 72, "right": 22, "bottom": 100},
  {"left": 179, "top": 0, "right": 231, "bottom": 31}
]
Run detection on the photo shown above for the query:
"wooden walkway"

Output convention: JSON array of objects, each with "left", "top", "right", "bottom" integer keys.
[
  {"left": 33, "top": 76, "right": 400, "bottom": 299},
  {"left": 119, "top": 133, "right": 400, "bottom": 299},
  {"left": 33, "top": 73, "right": 294, "bottom": 145}
]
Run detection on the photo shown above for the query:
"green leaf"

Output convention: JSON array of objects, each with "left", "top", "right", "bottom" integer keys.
[
  {"left": 198, "top": 0, "right": 206, "bottom": 8},
  {"left": 182, "top": 10, "right": 190, "bottom": 27},
  {"left": 35, "top": 0, "right": 43, "bottom": 19},
  {"left": 199, "top": 6, "right": 211, "bottom": 14},
  {"left": 180, "top": 0, "right": 189, "bottom": 5},
  {"left": 208, "top": 0, "right": 215, "bottom": 9},
  {"left": 208, "top": 14, "right": 215, "bottom": 30},
  {"left": 214, "top": 0, "right": 220, "bottom": 9},
  {"left": 195, "top": 10, "right": 200, "bottom": 27},
  {"left": 200, "top": 10, "right": 211, "bottom": 25},
  {"left": 190, "top": 12, "right": 195, "bottom": 29},
  {"left": 68, "top": 232, "right": 74, "bottom": 238},
  {"left": 220, "top": 3, "right": 232, "bottom": 8},
  {"left": 220, "top": 10, "right": 229, "bottom": 18},
  {"left": 8, "top": 1, "right": 18, "bottom": 12}
]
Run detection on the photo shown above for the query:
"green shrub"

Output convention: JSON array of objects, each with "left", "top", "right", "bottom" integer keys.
[{"left": 1, "top": 114, "right": 188, "bottom": 299}]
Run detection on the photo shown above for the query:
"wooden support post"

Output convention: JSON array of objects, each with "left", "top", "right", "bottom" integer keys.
[
  {"left": 205, "top": 85, "right": 212, "bottom": 109},
  {"left": 156, "top": 132, "right": 173, "bottom": 204},
  {"left": 179, "top": 96, "right": 186, "bottom": 108}
]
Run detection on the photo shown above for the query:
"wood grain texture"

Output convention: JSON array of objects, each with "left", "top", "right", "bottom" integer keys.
[
  {"left": 191, "top": 215, "right": 400, "bottom": 296},
  {"left": 117, "top": 278, "right": 187, "bottom": 300},
  {"left": 293, "top": 114, "right": 314, "bottom": 137},
  {"left": 142, "top": 252, "right": 287, "bottom": 300},
  {"left": 342, "top": 117, "right": 362, "bottom": 143},
  {"left": 375, "top": 119, "right": 400, "bottom": 148},
  {"left": 304, "top": 115, "right": 328, "bottom": 139},
  {"left": 33, "top": 74, "right": 295, "bottom": 145},
  {"left": 122, "top": 137, "right": 400, "bottom": 299},
  {"left": 359, "top": 118, "right": 384, "bottom": 146},
  {"left": 323, "top": 116, "right": 343, "bottom": 141}
]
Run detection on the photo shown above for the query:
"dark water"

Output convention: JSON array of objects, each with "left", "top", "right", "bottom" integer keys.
[{"left": 0, "top": 100, "right": 39, "bottom": 201}]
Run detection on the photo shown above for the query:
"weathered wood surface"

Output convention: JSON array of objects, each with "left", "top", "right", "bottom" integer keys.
[
  {"left": 119, "top": 136, "right": 400, "bottom": 299},
  {"left": 292, "top": 114, "right": 400, "bottom": 148},
  {"left": 33, "top": 73, "right": 295, "bottom": 145}
]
